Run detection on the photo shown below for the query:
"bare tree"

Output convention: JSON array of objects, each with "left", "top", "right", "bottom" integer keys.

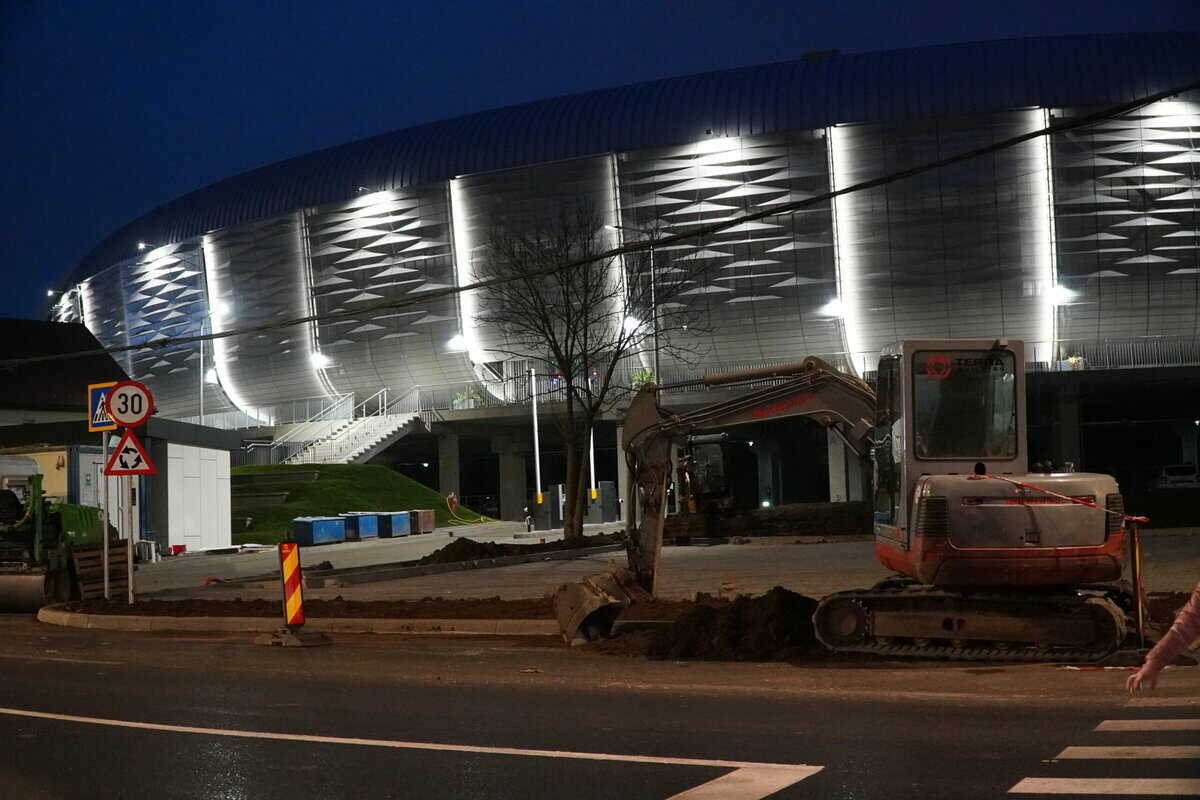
[{"left": 473, "top": 204, "right": 707, "bottom": 543}]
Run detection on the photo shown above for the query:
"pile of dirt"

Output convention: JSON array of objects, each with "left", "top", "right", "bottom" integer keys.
[
  {"left": 415, "top": 532, "right": 623, "bottom": 566},
  {"left": 646, "top": 586, "right": 821, "bottom": 661}
]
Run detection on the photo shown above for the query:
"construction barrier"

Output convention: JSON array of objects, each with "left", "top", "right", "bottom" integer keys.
[{"left": 254, "top": 541, "right": 329, "bottom": 647}]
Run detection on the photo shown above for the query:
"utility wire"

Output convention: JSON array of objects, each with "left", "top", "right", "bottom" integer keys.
[{"left": 8, "top": 77, "right": 1199, "bottom": 372}]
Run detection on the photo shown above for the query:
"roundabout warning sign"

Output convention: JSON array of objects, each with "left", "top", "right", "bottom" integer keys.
[{"left": 104, "top": 428, "right": 156, "bottom": 476}]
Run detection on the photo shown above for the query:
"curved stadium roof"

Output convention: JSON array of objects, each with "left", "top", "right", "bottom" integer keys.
[{"left": 73, "top": 31, "right": 1200, "bottom": 282}]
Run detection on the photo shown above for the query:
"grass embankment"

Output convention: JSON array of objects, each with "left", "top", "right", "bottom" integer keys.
[{"left": 230, "top": 464, "right": 490, "bottom": 546}]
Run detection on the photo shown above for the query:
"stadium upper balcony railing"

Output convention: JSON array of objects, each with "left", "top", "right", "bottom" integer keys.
[{"left": 189, "top": 335, "right": 1200, "bottom": 431}]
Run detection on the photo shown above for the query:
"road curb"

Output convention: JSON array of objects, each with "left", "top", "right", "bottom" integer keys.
[{"left": 37, "top": 605, "right": 561, "bottom": 636}]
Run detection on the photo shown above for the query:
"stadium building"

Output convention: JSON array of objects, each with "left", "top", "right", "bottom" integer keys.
[{"left": 48, "top": 33, "right": 1200, "bottom": 518}]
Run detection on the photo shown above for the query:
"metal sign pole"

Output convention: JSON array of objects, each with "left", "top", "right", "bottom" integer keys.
[
  {"left": 589, "top": 427, "right": 597, "bottom": 500},
  {"left": 101, "top": 431, "right": 110, "bottom": 600},
  {"left": 126, "top": 475, "right": 134, "bottom": 605}
]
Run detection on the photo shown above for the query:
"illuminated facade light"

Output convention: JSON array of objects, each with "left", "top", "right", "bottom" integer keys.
[
  {"left": 310, "top": 350, "right": 332, "bottom": 369},
  {"left": 204, "top": 368, "right": 219, "bottom": 385},
  {"left": 137, "top": 242, "right": 147, "bottom": 250},
  {"left": 1049, "top": 285, "right": 1076, "bottom": 305},
  {"left": 622, "top": 316, "right": 642, "bottom": 333},
  {"left": 826, "top": 124, "right": 866, "bottom": 375},
  {"left": 446, "top": 333, "right": 467, "bottom": 351},
  {"left": 818, "top": 298, "right": 845, "bottom": 317}
]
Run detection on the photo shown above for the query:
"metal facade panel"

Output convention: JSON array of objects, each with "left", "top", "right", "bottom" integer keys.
[
  {"left": 1052, "top": 91, "right": 1200, "bottom": 352},
  {"left": 829, "top": 109, "right": 1053, "bottom": 369},
  {"left": 452, "top": 155, "right": 619, "bottom": 370},
  {"left": 616, "top": 130, "right": 844, "bottom": 374},
  {"left": 70, "top": 33, "right": 1200, "bottom": 282},
  {"left": 304, "top": 185, "right": 474, "bottom": 397},
  {"left": 201, "top": 212, "right": 328, "bottom": 418}
]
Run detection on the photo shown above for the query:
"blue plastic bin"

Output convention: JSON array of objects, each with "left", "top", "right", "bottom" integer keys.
[
  {"left": 377, "top": 511, "right": 411, "bottom": 538},
  {"left": 341, "top": 513, "right": 380, "bottom": 540},
  {"left": 292, "top": 516, "right": 346, "bottom": 546}
]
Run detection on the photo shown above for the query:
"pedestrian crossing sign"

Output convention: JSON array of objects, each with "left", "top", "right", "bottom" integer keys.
[{"left": 88, "top": 382, "right": 118, "bottom": 432}]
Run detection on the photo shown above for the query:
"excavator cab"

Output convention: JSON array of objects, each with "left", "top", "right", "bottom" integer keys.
[{"left": 870, "top": 338, "right": 1125, "bottom": 588}]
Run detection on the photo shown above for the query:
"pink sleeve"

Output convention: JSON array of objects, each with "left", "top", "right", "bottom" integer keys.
[{"left": 1144, "top": 583, "right": 1200, "bottom": 671}]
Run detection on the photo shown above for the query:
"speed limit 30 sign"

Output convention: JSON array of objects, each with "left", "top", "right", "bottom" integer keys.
[{"left": 105, "top": 380, "right": 155, "bottom": 428}]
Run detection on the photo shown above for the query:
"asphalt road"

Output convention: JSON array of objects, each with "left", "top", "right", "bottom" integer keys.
[{"left": 1, "top": 616, "right": 1197, "bottom": 799}]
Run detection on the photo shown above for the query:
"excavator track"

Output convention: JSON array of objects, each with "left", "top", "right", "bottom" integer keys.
[{"left": 813, "top": 585, "right": 1128, "bottom": 663}]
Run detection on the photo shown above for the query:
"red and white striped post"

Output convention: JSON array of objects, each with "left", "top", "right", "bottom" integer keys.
[{"left": 255, "top": 541, "right": 330, "bottom": 647}]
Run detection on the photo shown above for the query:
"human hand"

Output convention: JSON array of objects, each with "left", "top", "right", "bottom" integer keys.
[{"left": 1126, "top": 665, "right": 1159, "bottom": 693}]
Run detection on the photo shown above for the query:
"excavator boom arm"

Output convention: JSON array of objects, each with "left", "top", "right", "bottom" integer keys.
[{"left": 621, "top": 358, "right": 876, "bottom": 594}]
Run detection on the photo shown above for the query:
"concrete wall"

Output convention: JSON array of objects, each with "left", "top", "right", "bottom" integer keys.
[{"left": 166, "top": 443, "right": 231, "bottom": 551}]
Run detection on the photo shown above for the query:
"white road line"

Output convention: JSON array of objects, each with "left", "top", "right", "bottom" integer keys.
[
  {"left": 1057, "top": 745, "right": 1200, "bottom": 759},
  {"left": 1010, "top": 777, "right": 1200, "bottom": 795},
  {"left": 1128, "top": 697, "right": 1200, "bottom": 707},
  {"left": 0, "top": 706, "right": 821, "bottom": 800},
  {"left": 0, "top": 653, "right": 122, "bottom": 666},
  {"left": 666, "top": 766, "right": 815, "bottom": 799},
  {"left": 1096, "top": 719, "right": 1200, "bottom": 731}
]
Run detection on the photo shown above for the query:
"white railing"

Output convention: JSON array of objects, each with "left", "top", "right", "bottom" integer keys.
[
  {"left": 295, "top": 412, "right": 420, "bottom": 464},
  {"left": 268, "top": 393, "right": 355, "bottom": 463},
  {"left": 178, "top": 393, "right": 355, "bottom": 430}
]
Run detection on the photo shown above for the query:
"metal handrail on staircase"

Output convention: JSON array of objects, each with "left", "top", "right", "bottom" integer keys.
[
  {"left": 354, "top": 388, "right": 389, "bottom": 419},
  {"left": 271, "top": 393, "right": 354, "bottom": 463}
]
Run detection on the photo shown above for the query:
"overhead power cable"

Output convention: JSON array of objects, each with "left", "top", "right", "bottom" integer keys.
[{"left": 7, "top": 77, "right": 1199, "bottom": 372}]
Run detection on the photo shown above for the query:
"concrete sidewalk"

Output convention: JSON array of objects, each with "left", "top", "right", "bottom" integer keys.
[
  {"left": 138, "top": 529, "right": 1200, "bottom": 604},
  {"left": 136, "top": 520, "right": 617, "bottom": 594}
]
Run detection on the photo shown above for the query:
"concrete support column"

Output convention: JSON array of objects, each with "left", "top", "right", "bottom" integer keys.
[
  {"left": 828, "top": 428, "right": 848, "bottom": 503},
  {"left": 1175, "top": 422, "right": 1198, "bottom": 465},
  {"left": 437, "top": 432, "right": 460, "bottom": 497},
  {"left": 616, "top": 424, "right": 629, "bottom": 522},
  {"left": 1056, "top": 384, "right": 1082, "bottom": 468},
  {"left": 491, "top": 434, "right": 529, "bottom": 522},
  {"left": 756, "top": 440, "right": 779, "bottom": 507},
  {"left": 827, "top": 431, "right": 867, "bottom": 502}
]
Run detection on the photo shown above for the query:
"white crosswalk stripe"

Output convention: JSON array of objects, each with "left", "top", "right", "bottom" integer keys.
[
  {"left": 1096, "top": 719, "right": 1200, "bottom": 732},
  {"left": 1011, "top": 778, "right": 1200, "bottom": 795},
  {"left": 1128, "top": 698, "right": 1200, "bottom": 708},
  {"left": 1008, "top": 698, "right": 1200, "bottom": 797},
  {"left": 1058, "top": 745, "right": 1200, "bottom": 759}
]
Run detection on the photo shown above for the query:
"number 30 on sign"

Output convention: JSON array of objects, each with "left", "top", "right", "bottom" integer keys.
[{"left": 105, "top": 381, "right": 155, "bottom": 428}]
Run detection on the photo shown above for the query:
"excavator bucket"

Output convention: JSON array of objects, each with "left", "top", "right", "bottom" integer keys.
[{"left": 553, "top": 566, "right": 653, "bottom": 645}]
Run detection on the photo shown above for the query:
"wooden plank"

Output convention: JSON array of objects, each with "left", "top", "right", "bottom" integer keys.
[{"left": 72, "top": 542, "right": 131, "bottom": 600}]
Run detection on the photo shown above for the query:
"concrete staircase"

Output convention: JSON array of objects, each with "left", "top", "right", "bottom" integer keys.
[{"left": 284, "top": 413, "right": 424, "bottom": 465}]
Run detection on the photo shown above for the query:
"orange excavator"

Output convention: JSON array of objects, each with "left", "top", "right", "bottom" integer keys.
[{"left": 558, "top": 339, "right": 1138, "bottom": 662}]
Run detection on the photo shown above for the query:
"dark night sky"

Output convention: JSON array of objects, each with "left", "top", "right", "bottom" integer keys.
[{"left": 1, "top": 1, "right": 1195, "bottom": 321}]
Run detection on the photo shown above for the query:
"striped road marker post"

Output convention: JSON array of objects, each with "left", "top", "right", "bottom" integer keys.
[{"left": 254, "top": 542, "right": 331, "bottom": 647}]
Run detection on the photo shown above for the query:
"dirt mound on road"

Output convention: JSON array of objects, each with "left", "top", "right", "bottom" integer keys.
[
  {"left": 646, "top": 586, "right": 820, "bottom": 661},
  {"left": 415, "top": 531, "right": 624, "bottom": 566}
]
